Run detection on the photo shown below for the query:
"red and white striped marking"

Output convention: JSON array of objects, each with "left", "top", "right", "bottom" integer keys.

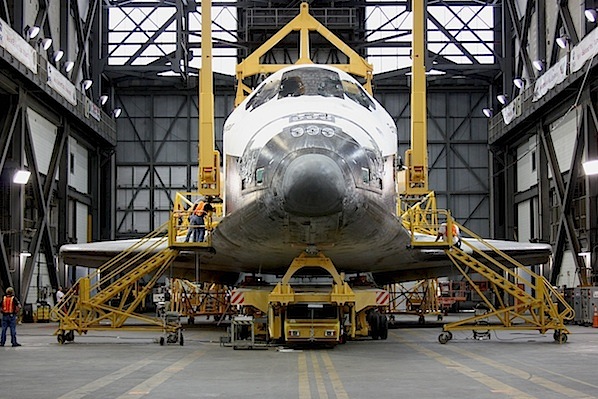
[
  {"left": 376, "top": 290, "right": 390, "bottom": 306},
  {"left": 231, "top": 290, "right": 245, "bottom": 305}
]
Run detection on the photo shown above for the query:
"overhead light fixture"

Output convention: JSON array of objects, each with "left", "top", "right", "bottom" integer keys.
[
  {"left": 40, "top": 37, "right": 52, "bottom": 51},
  {"left": 482, "top": 108, "right": 493, "bottom": 118},
  {"left": 13, "top": 170, "right": 31, "bottom": 185},
  {"left": 556, "top": 35, "right": 569, "bottom": 49},
  {"left": 582, "top": 160, "right": 598, "bottom": 176},
  {"left": 497, "top": 94, "right": 508, "bottom": 105},
  {"left": 26, "top": 25, "right": 40, "bottom": 40},
  {"left": 64, "top": 61, "right": 75, "bottom": 73},
  {"left": 82, "top": 79, "right": 93, "bottom": 90},
  {"left": 513, "top": 78, "right": 526, "bottom": 89},
  {"left": 112, "top": 108, "right": 122, "bottom": 118},
  {"left": 99, "top": 95, "right": 109, "bottom": 106},
  {"left": 585, "top": 9, "right": 597, "bottom": 23},
  {"left": 53, "top": 50, "right": 64, "bottom": 63},
  {"left": 532, "top": 60, "right": 544, "bottom": 72}
]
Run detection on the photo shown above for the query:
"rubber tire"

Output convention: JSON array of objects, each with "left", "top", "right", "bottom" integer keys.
[
  {"left": 438, "top": 332, "right": 450, "bottom": 344},
  {"left": 188, "top": 317, "right": 194, "bottom": 325},
  {"left": 379, "top": 314, "right": 389, "bottom": 340},
  {"left": 66, "top": 330, "right": 75, "bottom": 342},
  {"left": 57, "top": 334, "right": 65, "bottom": 345},
  {"left": 179, "top": 333, "right": 184, "bottom": 346},
  {"left": 159, "top": 337, "right": 165, "bottom": 346},
  {"left": 370, "top": 312, "right": 380, "bottom": 340},
  {"left": 418, "top": 315, "right": 425, "bottom": 325},
  {"left": 559, "top": 333, "right": 568, "bottom": 344}
]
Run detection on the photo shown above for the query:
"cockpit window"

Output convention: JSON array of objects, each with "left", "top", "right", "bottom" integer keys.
[
  {"left": 245, "top": 67, "right": 376, "bottom": 111},
  {"left": 342, "top": 80, "right": 376, "bottom": 110},
  {"left": 246, "top": 79, "right": 280, "bottom": 111}
]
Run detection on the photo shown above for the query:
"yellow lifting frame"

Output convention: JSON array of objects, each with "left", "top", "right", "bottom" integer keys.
[
  {"left": 234, "top": 2, "right": 374, "bottom": 106},
  {"left": 198, "top": 0, "right": 220, "bottom": 197}
]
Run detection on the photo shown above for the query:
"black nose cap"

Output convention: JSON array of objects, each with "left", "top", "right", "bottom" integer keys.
[{"left": 282, "top": 154, "right": 346, "bottom": 216}]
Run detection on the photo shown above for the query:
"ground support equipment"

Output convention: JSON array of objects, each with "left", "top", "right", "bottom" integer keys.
[
  {"left": 229, "top": 252, "right": 389, "bottom": 346},
  {"left": 386, "top": 279, "right": 443, "bottom": 324},
  {"left": 170, "top": 278, "right": 234, "bottom": 324},
  {"left": 51, "top": 224, "right": 182, "bottom": 344}
]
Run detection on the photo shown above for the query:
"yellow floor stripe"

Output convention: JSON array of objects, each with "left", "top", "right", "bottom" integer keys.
[
  {"left": 445, "top": 345, "right": 598, "bottom": 399},
  {"left": 298, "top": 352, "right": 311, "bottom": 399},
  {"left": 321, "top": 352, "right": 348, "bottom": 399},
  {"left": 57, "top": 351, "right": 169, "bottom": 399},
  {"left": 392, "top": 332, "right": 537, "bottom": 399},
  {"left": 311, "top": 352, "right": 328, "bottom": 399},
  {"left": 116, "top": 350, "right": 204, "bottom": 398}
]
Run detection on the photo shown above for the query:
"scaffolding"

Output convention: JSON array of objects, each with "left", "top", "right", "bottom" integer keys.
[
  {"left": 170, "top": 278, "right": 234, "bottom": 324},
  {"left": 386, "top": 279, "right": 443, "bottom": 323}
]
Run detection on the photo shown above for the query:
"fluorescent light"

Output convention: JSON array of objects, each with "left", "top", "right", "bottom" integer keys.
[
  {"left": 513, "top": 78, "right": 525, "bottom": 89},
  {"left": 53, "top": 50, "right": 64, "bottom": 62},
  {"left": 99, "top": 95, "right": 109, "bottom": 106},
  {"left": 533, "top": 60, "right": 544, "bottom": 72},
  {"left": 26, "top": 26, "right": 40, "bottom": 40},
  {"left": 482, "top": 108, "right": 493, "bottom": 118},
  {"left": 585, "top": 9, "right": 597, "bottom": 23},
  {"left": 582, "top": 160, "right": 598, "bottom": 175},
  {"left": 40, "top": 38, "right": 52, "bottom": 51},
  {"left": 13, "top": 170, "right": 31, "bottom": 184},
  {"left": 64, "top": 61, "right": 75, "bottom": 73},
  {"left": 82, "top": 79, "right": 93, "bottom": 90},
  {"left": 556, "top": 36, "right": 569, "bottom": 49},
  {"left": 497, "top": 94, "right": 508, "bottom": 105},
  {"left": 113, "top": 108, "right": 122, "bottom": 118}
]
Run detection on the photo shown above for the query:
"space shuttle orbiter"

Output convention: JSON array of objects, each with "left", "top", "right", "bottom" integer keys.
[{"left": 60, "top": 63, "right": 551, "bottom": 284}]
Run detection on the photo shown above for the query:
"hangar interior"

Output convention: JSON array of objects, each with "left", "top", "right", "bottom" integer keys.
[{"left": 0, "top": 0, "right": 596, "bottom": 310}]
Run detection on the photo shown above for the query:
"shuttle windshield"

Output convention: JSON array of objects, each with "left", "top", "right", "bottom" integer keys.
[{"left": 246, "top": 67, "right": 376, "bottom": 111}]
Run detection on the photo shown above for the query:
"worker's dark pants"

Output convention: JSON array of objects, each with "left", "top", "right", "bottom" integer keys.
[{"left": 1, "top": 313, "right": 17, "bottom": 345}]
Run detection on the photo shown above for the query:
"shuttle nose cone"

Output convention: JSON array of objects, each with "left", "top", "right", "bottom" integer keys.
[{"left": 282, "top": 154, "right": 346, "bottom": 216}]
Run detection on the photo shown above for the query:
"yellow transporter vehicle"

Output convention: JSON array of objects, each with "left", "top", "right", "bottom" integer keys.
[{"left": 230, "top": 252, "right": 390, "bottom": 345}]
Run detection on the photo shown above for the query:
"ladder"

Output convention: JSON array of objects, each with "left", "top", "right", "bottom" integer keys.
[
  {"left": 438, "top": 222, "right": 574, "bottom": 344},
  {"left": 51, "top": 223, "right": 181, "bottom": 344}
]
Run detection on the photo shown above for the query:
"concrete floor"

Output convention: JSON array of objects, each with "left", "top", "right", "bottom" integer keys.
[{"left": 2, "top": 317, "right": 598, "bottom": 399}]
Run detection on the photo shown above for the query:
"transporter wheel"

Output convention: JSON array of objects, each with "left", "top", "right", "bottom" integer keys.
[
  {"left": 379, "top": 314, "right": 389, "bottom": 340},
  {"left": 370, "top": 312, "right": 380, "bottom": 340},
  {"left": 438, "top": 332, "right": 451, "bottom": 344}
]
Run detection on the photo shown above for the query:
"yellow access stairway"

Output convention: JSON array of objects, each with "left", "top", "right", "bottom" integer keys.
[
  {"left": 438, "top": 222, "right": 574, "bottom": 344},
  {"left": 401, "top": 192, "right": 574, "bottom": 344},
  {"left": 51, "top": 223, "right": 181, "bottom": 344}
]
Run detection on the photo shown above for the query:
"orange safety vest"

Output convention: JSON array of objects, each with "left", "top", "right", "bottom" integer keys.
[{"left": 1, "top": 296, "right": 17, "bottom": 314}]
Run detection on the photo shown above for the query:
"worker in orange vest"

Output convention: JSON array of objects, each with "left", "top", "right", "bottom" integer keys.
[
  {"left": 1, "top": 287, "right": 21, "bottom": 347},
  {"left": 436, "top": 222, "right": 462, "bottom": 249}
]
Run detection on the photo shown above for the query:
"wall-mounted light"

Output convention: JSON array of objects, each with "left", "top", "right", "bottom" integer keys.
[
  {"left": 497, "top": 94, "right": 508, "bottom": 105},
  {"left": 64, "top": 61, "right": 75, "bottom": 73},
  {"left": 13, "top": 170, "right": 31, "bottom": 185},
  {"left": 25, "top": 25, "right": 40, "bottom": 40},
  {"left": 585, "top": 9, "right": 597, "bottom": 23},
  {"left": 112, "top": 108, "right": 122, "bottom": 118},
  {"left": 53, "top": 50, "right": 64, "bottom": 63},
  {"left": 556, "top": 35, "right": 570, "bottom": 49},
  {"left": 513, "top": 78, "right": 526, "bottom": 89},
  {"left": 40, "top": 37, "right": 52, "bottom": 51},
  {"left": 99, "top": 95, "right": 109, "bottom": 106},
  {"left": 532, "top": 60, "right": 544, "bottom": 72},
  {"left": 482, "top": 108, "right": 493, "bottom": 118},
  {"left": 582, "top": 160, "right": 598, "bottom": 175},
  {"left": 82, "top": 79, "right": 93, "bottom": 90}
]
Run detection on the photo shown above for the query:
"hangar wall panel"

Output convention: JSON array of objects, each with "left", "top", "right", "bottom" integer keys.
[
  {"left": 68, "top": 137, "right": 89, "bottom": 194},
  {"left": 516, "top": 137, "right": 537, "bottom": 192},
  {"left": 517, "top": 200, "right": 531, "bottom": 242},
  {"left": 76, "top": 202, "right": 89, "bottom": 243},
  {"left": 27, "top": 108, "right": 58, "bottom": 177},
  {"left": 549, "top": 110, "right": 578, "bottom": 175}
]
